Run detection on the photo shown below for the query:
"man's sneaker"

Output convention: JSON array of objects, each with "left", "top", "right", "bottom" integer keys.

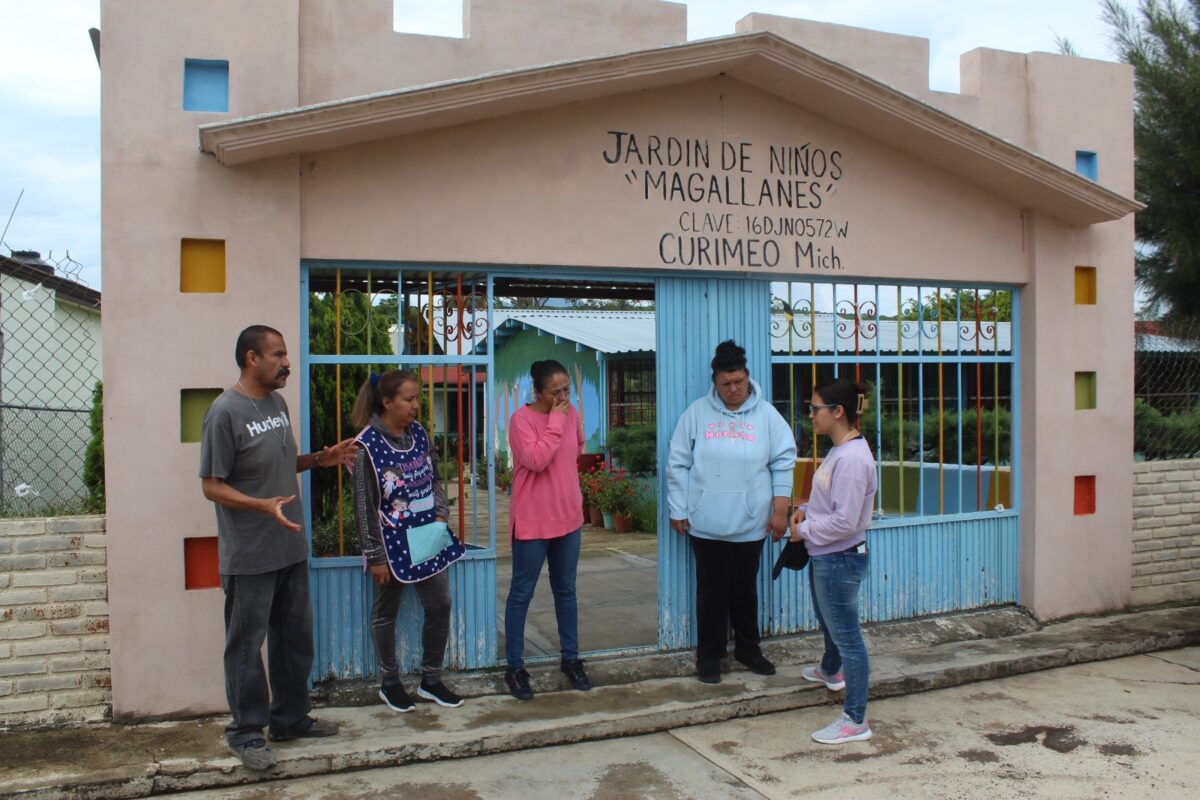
[
  {"left": 735, "top": 651, "right": 776, "bottom": 676},
  {"left": 811, "top": 712, "right": 873, "bottom": 744},
  {"left": 697, "top": 659, "right": 721, "bottom": 684},
  {"left": 379, "top": 681, "right": 415, "bottom": 712},
  {"left": 418, "top": 680, "right": 464, "bottom": 708},
  {"left": 560, "top": 658, "right": 592, "bottom": 691},
  {"left": 801, "top": 664, "right": 846, "bottom": 691},
  {"left": 230, "top": 738, "right": 277, "bottom": 771},
  {"left": 504, "top": 667, "right": 534, "bottom": 700},
  {"left": 268, "top": 716, "right": 339, "bottom": 742}
]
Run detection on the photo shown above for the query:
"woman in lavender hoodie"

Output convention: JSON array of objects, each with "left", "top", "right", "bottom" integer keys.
[{"left": 789, "top": 377, "right": 877, "bottom": 745}]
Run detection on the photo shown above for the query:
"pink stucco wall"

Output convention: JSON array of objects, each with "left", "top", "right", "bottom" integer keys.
[{"left": 101, "top": 0, "right": 1136, "bottom": 717}]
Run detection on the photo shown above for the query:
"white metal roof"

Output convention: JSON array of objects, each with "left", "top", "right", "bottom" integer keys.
[
  {"left": 492, "top": 310, "right": 656, "bottom": 355},
  {"left": 1136, "top": 333, "right": 1200, "bottom": 354}
]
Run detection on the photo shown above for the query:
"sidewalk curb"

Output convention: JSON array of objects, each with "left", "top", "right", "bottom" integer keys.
[{"left": 3, "top": 605, "right": 1197, "bottom": 799}]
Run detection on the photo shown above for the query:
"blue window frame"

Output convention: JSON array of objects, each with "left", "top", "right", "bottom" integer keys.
[
  {"left": 183, "top": 59, "right": 229, "bottom": 112},
  {"left": 1075, "top": 150, "right": 1098, "bottom": 181}
]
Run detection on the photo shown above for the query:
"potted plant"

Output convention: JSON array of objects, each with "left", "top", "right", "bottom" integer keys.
[
  {"left": 598, "top": 467, "right": 637, "bottom": 532},
  {"left": 579, "top": 464, "right": 607, "bottom": 527}
]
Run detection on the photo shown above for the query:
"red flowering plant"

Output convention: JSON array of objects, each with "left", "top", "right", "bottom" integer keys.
[
  {"left": 597, "top": 466, "right": 638, "bottom": 515},
  {"left": 579, "top": 463, "right": 611, "bottom": 510}
]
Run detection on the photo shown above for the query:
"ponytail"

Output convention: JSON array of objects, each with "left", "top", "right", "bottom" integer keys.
[
  {"left": 350, "top": 369, "right": 418, "bottom": 428},
  {"left": 812, "top": 377, "right": 872, "bottom": 427}
]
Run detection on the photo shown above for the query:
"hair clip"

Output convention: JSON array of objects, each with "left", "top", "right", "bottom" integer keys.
[
  {"left": 369, "top": 372, "right": 381, "bottom": 388},
  {"left": 856, "top": 393, "right": 868, "bottom": 414}
]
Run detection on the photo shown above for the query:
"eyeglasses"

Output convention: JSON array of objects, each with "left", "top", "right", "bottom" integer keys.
[{"left": 805, "top": 401, "right": 840, "bottom": 415}]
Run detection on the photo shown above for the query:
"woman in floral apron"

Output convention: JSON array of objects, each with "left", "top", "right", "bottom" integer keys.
[{"left": 350, "top": 369, "right": 465, "bottom": 712}]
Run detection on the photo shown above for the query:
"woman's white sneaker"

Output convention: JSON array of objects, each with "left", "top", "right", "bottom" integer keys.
[{"left": 812, "top": 712, "right": 872, "bottom": 744}]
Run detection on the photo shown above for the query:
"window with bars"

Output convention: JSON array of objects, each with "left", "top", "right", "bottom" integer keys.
[
  {"left": 607, "top": 357, "right": 657, "bottom": 428},
  {"left": 770, "top": 280, "right": 1017, "bottom": 519}
]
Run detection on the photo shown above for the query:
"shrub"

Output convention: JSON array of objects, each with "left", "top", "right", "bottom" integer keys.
[
  {"left": 606, "top": 423, "right": 656, "bottom": 474},
  {"left": 1135, "top": 398, "right": 1200, "bottom": 459},
  {"left": 631, "top": 490, "right": 657, "bottom": 533}
]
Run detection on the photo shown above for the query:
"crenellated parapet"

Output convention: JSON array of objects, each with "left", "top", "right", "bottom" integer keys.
[
  {"left": 736, "top": 13, "right": 1133, "bottom": 195},
  {"left": 300, "top": 0, "right": 688, "bottom": 105}
]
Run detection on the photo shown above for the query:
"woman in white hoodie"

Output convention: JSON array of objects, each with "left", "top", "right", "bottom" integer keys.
[{"left": 667, "top": 340, "right": 797, "bottom": 684}]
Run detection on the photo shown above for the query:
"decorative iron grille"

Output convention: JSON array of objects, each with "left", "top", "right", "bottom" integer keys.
[{"left": 770, "top": 280, "right": 1016, "bottom": 518}]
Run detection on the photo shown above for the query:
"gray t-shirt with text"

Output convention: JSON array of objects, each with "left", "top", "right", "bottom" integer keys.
[{"left": 199, "top": 389, "right": 307, "bottom": 575}]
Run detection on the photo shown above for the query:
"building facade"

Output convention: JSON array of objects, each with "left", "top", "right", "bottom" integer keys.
[{"left": 100, "top": 0, "right": 1137, "bottom": 717}]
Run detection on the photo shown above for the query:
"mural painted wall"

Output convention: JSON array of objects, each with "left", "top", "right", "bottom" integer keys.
[{"left": 493, "top": 327, "right": 603, "bottom": 457}]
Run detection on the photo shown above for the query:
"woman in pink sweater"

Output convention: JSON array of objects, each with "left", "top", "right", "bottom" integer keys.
[{"left": 502, "top": 359, "right": 590, "bottom": 700}]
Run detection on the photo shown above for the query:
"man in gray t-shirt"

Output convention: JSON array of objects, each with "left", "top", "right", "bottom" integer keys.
[
  {"left": 200, "top": 389, "right": 307, "bottom": 575},
  {"left": 199, "top": 325, "right": 354, "bottom": 771}
]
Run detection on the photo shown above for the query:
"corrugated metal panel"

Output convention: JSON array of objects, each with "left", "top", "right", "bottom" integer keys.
[
  {"left": 446, "top": 549, "right": 497, "bottom": 668},
  {"left": 765, "top": 513, "right": 1019, "bottom": 634},
  {"left": 310, "top": 549, "right": 497, "bottom": 682},
  {"left": 495, "top": 311, "right": 656, "bottom": 354},
  {"left": 655, "top": 277, "right": 773, "bottom": 650}
]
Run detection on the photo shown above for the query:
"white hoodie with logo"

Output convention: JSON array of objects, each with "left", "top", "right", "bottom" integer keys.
[{"left": 667, "top": 379, "right": 797, "bottom": 542}]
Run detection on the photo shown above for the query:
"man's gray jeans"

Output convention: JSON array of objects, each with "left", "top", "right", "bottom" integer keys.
[{"left": 221, "top": 560, "right": 314, "bottom": 746}]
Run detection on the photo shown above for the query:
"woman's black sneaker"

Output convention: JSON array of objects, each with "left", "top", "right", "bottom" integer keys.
[
  {"left": 379, "top": 681, "right": 415, "bottom": 712},
  {"left": 504, "top": 667, "right": 534, "bottom": 700},
  {"left": 560, "top": 658, "right": 592, "bottom": 691},
  {"left": 697, "top": 659, "right": 721, "bottom": 684},
  {"left": 418, "top": 680, "right": 464, "bottom": 708}
]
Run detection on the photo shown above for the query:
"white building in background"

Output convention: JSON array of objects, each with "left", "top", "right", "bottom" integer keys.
[{"left": 0, "top": 251, "right": 102, "bottom": 510}]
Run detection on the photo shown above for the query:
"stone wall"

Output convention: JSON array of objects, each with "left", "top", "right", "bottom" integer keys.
[
  {"left": 1132, "top": 460, "right": 1200, "bottom": 606},
  {"left": 0, "top": 516, "right": 109, "bottom": 727}
]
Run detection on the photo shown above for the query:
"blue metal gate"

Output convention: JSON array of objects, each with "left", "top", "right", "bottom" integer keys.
[
  {"left": 302, "top": 266, "right": 1020, "bottom": 681},
  {"left": 300, "top": 265, "right": 496, "bottom": 681},
  {"left": 654, "top": 276, "right": 1020, "bottom": 650}
]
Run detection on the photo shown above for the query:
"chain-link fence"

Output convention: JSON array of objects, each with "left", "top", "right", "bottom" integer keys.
[
  {"left": 0, "top": 249, "right": 101, "bottom": 515},
  {"left": 1135, "top": 318, "right": 1200, "bottom": 460}
]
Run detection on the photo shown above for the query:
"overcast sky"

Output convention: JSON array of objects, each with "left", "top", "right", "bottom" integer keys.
[{"left": 0, "top": 0, "right": 1124, "bottom": 290}]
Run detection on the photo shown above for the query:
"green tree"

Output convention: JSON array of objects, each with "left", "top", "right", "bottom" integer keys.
[
  {"left": 307, "top": 291, "right": 398, "bottom": 555},
  {"left": 82, "top": 380, "right": 104, "bottom": 513},
  {"left": 1103, "top": 0, "right": 1200, "bottom": 321},
  {"left": 898, "top": 288, "right": 1012, "bottom": 322}
]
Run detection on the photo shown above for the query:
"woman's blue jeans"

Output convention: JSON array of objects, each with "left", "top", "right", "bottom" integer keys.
[
  {"left": 808, "top": 549, "right": 870, "bottom": 724},
  {"left": 504, "top": 528, "right": 581, "bottom": 668}
]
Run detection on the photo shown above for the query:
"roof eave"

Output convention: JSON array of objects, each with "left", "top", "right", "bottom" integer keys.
[{"left": 199, "top": 32, "right": 1140, "bottom": 227}]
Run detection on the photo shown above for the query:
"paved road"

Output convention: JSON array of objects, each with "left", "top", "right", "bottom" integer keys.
[{"left": 175, "top": 647, "right": 1199, "bottom": 799}]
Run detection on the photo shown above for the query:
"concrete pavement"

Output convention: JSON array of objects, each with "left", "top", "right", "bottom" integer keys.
[
  {"left": 172, "top": 647, "right": 1200, "bottom": 799},
  {"left": 1, "top": 605, "right": 1197, "bottom": 799}
]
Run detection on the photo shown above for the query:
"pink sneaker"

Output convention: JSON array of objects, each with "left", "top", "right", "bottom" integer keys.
[
  {"left": 801, "top": 665, "right": 846, "bottom": 691},
  {"left": 812, "top": 712, "right": 872, "bottom": 744}
]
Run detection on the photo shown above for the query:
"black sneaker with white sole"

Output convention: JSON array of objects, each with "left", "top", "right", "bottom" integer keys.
[
  {"left": 417, "top": 680, "right": 464, "bottom": 708},
  {"left": 379, "top": 681, "right": 415, "bottom": 712}
]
